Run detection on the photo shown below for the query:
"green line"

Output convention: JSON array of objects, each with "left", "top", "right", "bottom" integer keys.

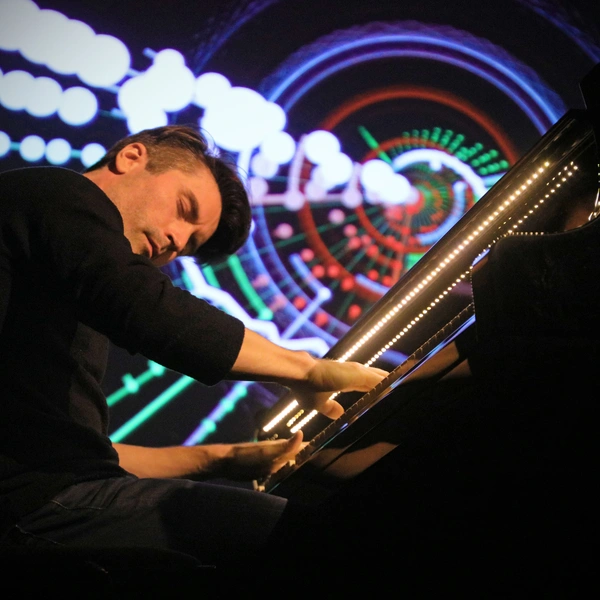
[
  {"left": 106, "top": 387, "right": 129, "bottom": 407},
  {"left": 107, "top": 362, "right": 166, "bottom": 407},
  {"left": 357, "top": 126, "right": 392, "bottom": 163},
  {"left": 109, "top": 376, "right": 195, "bottom": 442},
  {"left": 327, "top": 236, "right": 353, "bottom": 259},
  {"left": 201, "top": 264, "right": 220, "bottom": 288},
  {"left": 344, "top": 241, "right": 370, "bottom": 272},
  {"left": 227, "top": 254, "right": 272, "bottom": 319},
  {"left": 106, "top": 370, "right": 153, "bottom": 407}
]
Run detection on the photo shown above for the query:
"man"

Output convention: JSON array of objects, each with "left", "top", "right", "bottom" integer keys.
[{"left": 0, "top": 125, "right": 388, "bottom": 570}]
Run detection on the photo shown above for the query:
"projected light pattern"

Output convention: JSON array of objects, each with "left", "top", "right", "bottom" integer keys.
[
  {"left": 243, "top": 121, "right": 512, "bottom": 342},
  {"left": 234, "top": 21, "right": 570, "bottom": 354},
  {"left": 258, "top": 22, "right": 567, "bottom": 130},
  {"left": 0, "top": 130, "right": 106, "bottom": 166},
  {"left": 1, "top": 0, "right": 597, "bottom": 445}
]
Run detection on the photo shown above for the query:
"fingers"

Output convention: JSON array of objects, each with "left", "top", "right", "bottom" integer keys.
[
  {"left": 285, "top": 430, "right": 303, "bottom": 455},
  {"left": 372, "top": 367, "right": 390, "bottom": 377},
  {"left": 268, "top": 431, "right": 304, "bottom": 474},
  {"left": 318, "top": 397, "right": 344, "bottom": 420},
  {"left": 350, "top": 364, "right": 389, "bottom": 391},
  {"left": 293, "top": 359, "right": 389, "bottom": 419},
  {"left": 265, "top": 430, "right": 302, "bottom": 462}
]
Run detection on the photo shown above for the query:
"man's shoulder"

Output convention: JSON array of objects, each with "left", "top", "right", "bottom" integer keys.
[
  {"left": 1, "top": 166, "right": 111, "bottom": 208},
  {"left": 0, "top": 166, "right": 87, "bottom": 196},
  {"left": 1, "top": 165, "right": 77, "bottom": 177},
  {"left": 1, "top": 165, "right": 85, "bottom": 186},
  {"left": 0, "top": 166, "right": 122, "bottom": 233}
]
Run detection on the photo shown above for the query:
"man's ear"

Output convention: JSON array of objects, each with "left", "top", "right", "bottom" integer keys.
[{"left": 114, "top": 142, "right": 148, "bottom": 174}]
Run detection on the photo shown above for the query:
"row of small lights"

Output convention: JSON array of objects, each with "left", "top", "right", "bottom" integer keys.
[
  {"left": 0, "top": 130, "right": 105, "bottom": 166},
  {"left": 262, "top": 159, "right": 580, "bottom": 434}
]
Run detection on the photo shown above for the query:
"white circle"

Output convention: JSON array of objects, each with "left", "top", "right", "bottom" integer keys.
[
  {"left": 359, "top": 159, "right": 394, "bottom": 193},
  {"left": 20, "top": 9, "right": 69, "bottom": 65},
  {"left": 0, "top": 70, "right": 34, "bottom": 110},
  {"left": 81, "top": 142, "right": 106, "bottom": 168},
  {"left": 0, "top": 0, "right": 40, "bottom": 52},
  {"left": 0, "top": 131, "right": 11, "bottom": 157},
  {"left": 117, "top": 74, "right": 151, "bottom": 117},
  {"left": 27, "top": 76, "right": 62, "bottom": 117},
  {"left": 318, "top": 152, "right": 353, "bottom": 187},
  {"left": 145, "top": 62, "right": 195, "bottom": 112},
  {"left": 153, "top": 49, "right": 185, "bottom": 68},
  {"left": 20, "top": 135, "right": 46, "bottom": 162},
  {"left": 260, "top": 130, "right": 296, "bottom": 165},
  {"left": 46, "top": 19, "right": 95, "bottom": 75},
  {"left": 303, "top": 130, "right": 340, "bottom": 164},
  {"left": 58, "top": 86, "right": 98, "bottom": 125},
  {"left": 194, "top": 72, "right": 231, "bottom": 108},
  {"left": 78, "top": 34, "right": 131, "bottom": 88},
  {"left": 126, "top": 109, "right": 168, "bottom": 134},
  {"left": 45, "top": 138, "right": 72, "bottom": 165},
  {"left": 283, "top": 189, "right": 305, "bottom": 211},
  {"left": 250, "top": 153, "right": 279, "bottom": 179}
]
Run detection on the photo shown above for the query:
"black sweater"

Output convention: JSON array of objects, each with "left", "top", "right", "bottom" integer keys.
[{"left": 0, "top": 166, "right": 245, "bottom": 535}]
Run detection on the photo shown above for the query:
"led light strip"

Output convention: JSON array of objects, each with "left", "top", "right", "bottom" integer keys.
[{"left": 262, "top": 159, "right": 591, "bottom": 434}]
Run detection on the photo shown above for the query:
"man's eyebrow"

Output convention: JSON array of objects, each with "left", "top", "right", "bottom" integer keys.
[{"left": 182, "top": 189, "right": 200, "bottom": 222}]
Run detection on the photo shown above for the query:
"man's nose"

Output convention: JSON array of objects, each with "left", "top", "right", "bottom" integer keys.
[{"left": 166, "top": 228, "right": 184, "bottom": 253}]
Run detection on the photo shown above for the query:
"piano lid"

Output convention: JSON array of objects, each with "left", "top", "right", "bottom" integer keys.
[{"left": 258, "top": 63, "right": 600, "bottom": 447}]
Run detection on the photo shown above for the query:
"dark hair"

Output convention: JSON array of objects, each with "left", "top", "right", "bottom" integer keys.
[{"left": 85, "top": 125, "right": 251, "bottom": 265}]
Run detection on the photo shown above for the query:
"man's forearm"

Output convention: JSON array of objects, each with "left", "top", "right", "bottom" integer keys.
[
  {"left": 113, "top": 434, "right": 304, "bottom": 481},
  {"left": 230, "top": 328, "right": 317, "bottom": 384},
  {"left": 230, "top": 328, "right": 390, "bottom": 419},
  {"left": 114, "top": 443, "right": 228, "bottom": 479}
]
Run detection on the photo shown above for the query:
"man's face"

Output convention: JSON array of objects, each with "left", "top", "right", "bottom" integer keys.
[{"left": 98, "top": 143, "right": 222, "bottom": 267}]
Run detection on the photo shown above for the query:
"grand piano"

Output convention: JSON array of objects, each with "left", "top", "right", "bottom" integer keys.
[{"left": 255, "top": 65, "right": 598, "bottom": 585}]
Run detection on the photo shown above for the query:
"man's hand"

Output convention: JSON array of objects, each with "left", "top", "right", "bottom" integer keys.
[
  {"left": 221, "top": 430, "right": 305, "bottom": 481},
  {"left": 114, "top": 433, "right": 305, "bottom": 482},
  {"left": 292, "top": 359, "right": 389, "bottom": 419},
  {"left": 230, "top": 328, "right": 389, "bottom": 420}
]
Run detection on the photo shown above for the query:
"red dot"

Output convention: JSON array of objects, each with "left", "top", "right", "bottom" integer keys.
[
  {"left": 312, "top": 264, "right": 325, "bottom": 278},
  {"left": 382, "top": 275, "right": 394, "bottom": 287},
  {"left": 385, "top": 205, "right": 403, "bottom": 220},
  {"left": 300, "top": 248, "right": 314, "bottom": 262},
  {"left": 327, "top": 264, "right": 340, "bottom": 278},
  {"left": 367, "top": 270, "right": 379, "bottom": 281},
  {"left": 348, "top": 304, "right": 362, "bottom": 320},
  {"left": 293, "top": 296, "right": 307, "bottom": 310},
  {"left": 314, "top": 312, "right": 328, "bottom": 327},
  {"left": 341, "top": 276, "right": 354, "bottom": 291},
  {"left": 366, "top": 245, "right": 379, "bottom": 258},
  {"left": 347, "top": 237, "right": 361, "bottom": 250}
]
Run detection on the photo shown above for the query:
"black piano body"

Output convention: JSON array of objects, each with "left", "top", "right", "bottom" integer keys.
[{"left": 256, "top": 64, "right": 599, "bottom": 589}]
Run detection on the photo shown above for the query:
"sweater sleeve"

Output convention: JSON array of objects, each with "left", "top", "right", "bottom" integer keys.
[{"left": 2, "top": 167, "right": 245, "bottom": 386}]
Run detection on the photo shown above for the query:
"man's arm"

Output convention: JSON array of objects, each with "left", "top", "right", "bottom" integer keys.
[
  {"left": 230, "top": 328, "right": 389, "bottom": 419},
  {"left": 114, "top": 431, "right": 304, "bottom": 481}
]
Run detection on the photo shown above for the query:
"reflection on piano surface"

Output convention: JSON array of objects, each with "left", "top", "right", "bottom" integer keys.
[{"left": 257, "top": 63, "right": 600, "bottom": 507}]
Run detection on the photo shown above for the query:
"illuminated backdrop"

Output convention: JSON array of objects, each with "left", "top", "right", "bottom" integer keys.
[{"left": 1, "top": 0, "right": 599, "bottom": 451}]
